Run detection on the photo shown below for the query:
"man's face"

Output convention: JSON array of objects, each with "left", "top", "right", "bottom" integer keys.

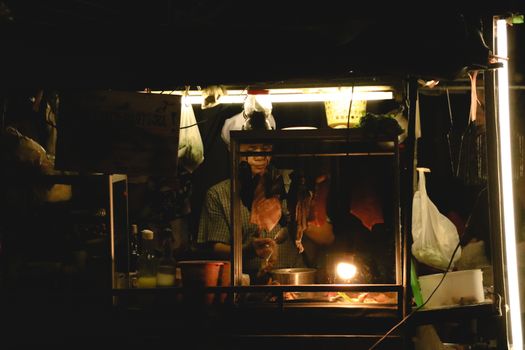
[{"left": 240, "top": 143, "right": 272, "bottom": 176}]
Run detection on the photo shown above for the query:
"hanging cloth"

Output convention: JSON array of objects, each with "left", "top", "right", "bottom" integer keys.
[{"left": 456, "top": 71, "right": 486, "bottom": 185}]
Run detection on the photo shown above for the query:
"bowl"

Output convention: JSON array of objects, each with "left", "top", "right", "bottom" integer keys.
[{"left": 270, "top": 268, "right": 317, "bottom": 285}]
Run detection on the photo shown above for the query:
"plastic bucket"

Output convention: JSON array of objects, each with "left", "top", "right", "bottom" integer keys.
[
  {"left": 218, "top": 261, "right": 231, "bottom": 303},
  {"left": 179, "top": 260, "right": 224, "bottom": 304},
  {"left": 418, "top": 268, "right": 484, "bottom": 309}
]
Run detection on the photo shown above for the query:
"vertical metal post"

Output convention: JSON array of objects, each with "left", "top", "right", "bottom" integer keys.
[
  {"left": 483, "top": 15, "right": 508, "bottom": 348},
  {"left": 403, "top": 77, "right": 418, "bottom": 318},
  {"left": 108, "top": 175, "right": 116, "bottom": 290},
  {"left": 109, "top": 174, "right": 128, "bottom": 304},
  {"left": 230, "top": 137, "right": 243, "bottom": 287},
  {"left": 393, "top": 136, "right": 403, "bottom": 317}
]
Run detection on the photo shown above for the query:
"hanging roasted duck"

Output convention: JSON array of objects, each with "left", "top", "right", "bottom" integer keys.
[
  {"left": 248, "top": 165, "right": 286, "bottom": 274},
  {"left": 249, "top": 165, "right": 285, "bottom": 234},
  {"left": 288, "top": 169, "right": 331, "bottom": 254},
  {"left": 308, "top": 174, "right": 330, "bottom": 227},
  {"left": 287, "top": 170, "right": 310, "bottom": 253}
]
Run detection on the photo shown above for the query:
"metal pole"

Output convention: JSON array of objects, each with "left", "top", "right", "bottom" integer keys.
[
  {"left": 230, "top": 137, "right": 243, "bottom": 287},
  {"left": 403, "top": 77, "right": 418, "bottom": 319},
  {"left": 483, "top": 15, "right": 508, "bottom": 348}
]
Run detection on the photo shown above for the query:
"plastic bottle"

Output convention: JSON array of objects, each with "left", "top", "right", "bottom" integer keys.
[
  {"left": 129, "top": 224, "right": 140, "bottom": 272},
  {"left": 136, "top": 229, "right": 158, "bottom": 288},
  {"left": 128, "top": 224, "right": 140, "bottom": 288},
  {"left": 156, "top": 228, "right": 177, "bottom": 287}
]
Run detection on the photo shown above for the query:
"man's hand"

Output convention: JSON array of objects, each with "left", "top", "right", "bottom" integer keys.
[{"left": 252, "top": 237, "right": 275, "bottom": 258}]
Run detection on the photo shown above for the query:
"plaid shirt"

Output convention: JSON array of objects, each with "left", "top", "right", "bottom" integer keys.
[{"left": 197, "top": 179, "right": 305, "bottom": 276}]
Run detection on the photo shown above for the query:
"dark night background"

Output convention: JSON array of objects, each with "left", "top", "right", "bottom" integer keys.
[{"left": 1, "top": 1, "right": 525, "bottom": 348}]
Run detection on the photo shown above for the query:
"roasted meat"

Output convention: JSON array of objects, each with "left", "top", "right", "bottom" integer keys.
[
  {"left": 308, "top": 174, "right": 330, "bottom": 227},
  {"left": 250, "top": 175, "right": 282, "bottom": 234},
  {"left": 287, "top": 170, "right": 312, "bottom": 253}
]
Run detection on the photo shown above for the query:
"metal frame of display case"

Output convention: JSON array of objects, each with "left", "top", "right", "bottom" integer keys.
[
  {"left": 108, "top": 174, "right": 129, "bottom": 289},
  {"left": 229, "top": 128, "right": 407, "bottom": 316}
]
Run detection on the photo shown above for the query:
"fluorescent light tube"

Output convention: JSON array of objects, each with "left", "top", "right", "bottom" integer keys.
[
  {"left": 497, "top": 18, "right": 523, "bottom": 350},
  {"left": 148, "top": 87, "right": 394, "bottom": 104}
]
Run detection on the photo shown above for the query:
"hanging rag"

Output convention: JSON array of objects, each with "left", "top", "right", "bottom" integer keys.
[{"left": 456, "top": 71, "right": 486, "bottom": 185}]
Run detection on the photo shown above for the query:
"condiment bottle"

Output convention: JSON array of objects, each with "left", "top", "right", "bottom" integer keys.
[
  {"left": 128, "top": 224, "right": 140, "bottom": 288},
  {"left": 136, "top": 229, "right": 158, "bottom": 288},
  {"left": 156, "top": 228, "right": 177, "bottom": 287},
  {"left": 129, "top": 224, "right": 140, "bottom": 272}
]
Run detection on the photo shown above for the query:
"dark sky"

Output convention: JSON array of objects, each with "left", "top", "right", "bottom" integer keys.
[{"left": 2, "top": 2, "right": 524, "bottom": 88}]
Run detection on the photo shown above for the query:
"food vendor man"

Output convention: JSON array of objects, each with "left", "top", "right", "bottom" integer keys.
[{"left": 196, "top": 94, "right": 334, "bottom": 283}]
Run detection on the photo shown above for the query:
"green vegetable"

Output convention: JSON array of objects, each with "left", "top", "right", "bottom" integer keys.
[{"left": 358, "top": 113, "right": 404, "bottom": 136}]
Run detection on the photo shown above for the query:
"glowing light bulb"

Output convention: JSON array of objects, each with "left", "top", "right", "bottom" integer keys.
[{"left": 336, "top": 262, "right": 357, "bottom": 281}]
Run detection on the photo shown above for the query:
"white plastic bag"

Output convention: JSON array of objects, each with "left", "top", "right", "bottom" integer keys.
[
  {"left": 411, "top": 168, "right": 461, "bottom": 270},
  {"left": 178, "top": 97, "right": 204, "bottom": 173}
]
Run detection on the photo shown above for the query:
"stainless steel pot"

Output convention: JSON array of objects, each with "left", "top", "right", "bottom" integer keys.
[{"left": 270, "top": 268, "right": 317, "bottom": 285}]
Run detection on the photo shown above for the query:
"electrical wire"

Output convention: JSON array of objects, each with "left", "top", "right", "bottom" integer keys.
[
  {"left": 346, "top": 85, "right": 355, "bottom": 129},
  {"left": 445, "top": 89, "right": 456, "bottom": 174},
  {"left": 368, "top": 186, "right": 488, "bottom": 350},
  {"left": 345, "top": 84, "right": 355, "bottom": 157},
  {"left": 486, "top": 291, "right": 503, "bottom": 317},
  {"left": 367, "top": 241, "right": 462, "bottom": 350},
  {"left": 179, "top": 119, "right": 207, "bottom": 129}
]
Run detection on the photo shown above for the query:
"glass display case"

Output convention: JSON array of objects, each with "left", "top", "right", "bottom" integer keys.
[{"left": 228, "top": 128, "right": 407, "bottom": 314}]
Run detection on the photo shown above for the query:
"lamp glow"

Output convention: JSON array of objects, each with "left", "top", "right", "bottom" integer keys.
[
  {"left": 496, "top": 18, "right": 523, "bottom": 350},
  {"left": 148, "top": 87, "right": 394, "bottom": 104},
  {"left": 336, "top": 262, "right": 357, "bottom": 281}
]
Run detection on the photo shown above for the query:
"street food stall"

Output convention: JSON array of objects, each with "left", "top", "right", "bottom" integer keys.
[{"left": 1, "top": 5, "right": 524, "bottom": 349}]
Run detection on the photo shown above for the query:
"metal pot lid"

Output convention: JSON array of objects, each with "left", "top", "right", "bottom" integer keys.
[{"left": 270, "top": 268, "right": 317, "bottom": 274}]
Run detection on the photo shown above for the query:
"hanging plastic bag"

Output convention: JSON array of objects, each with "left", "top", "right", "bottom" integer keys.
[
  {"left": 178, "top": 96, "right": 204, "bottom": 173},
  {"left": 411, "top": 168, "right": 461, "bottom": 270}
]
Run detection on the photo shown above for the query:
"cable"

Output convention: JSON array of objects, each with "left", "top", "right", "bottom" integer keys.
[
  {"left": 346, "top": 85, "right": 355, "bottom": 129},
  {"left": 368, "top": 187, "right": 488, "bottom": 350},
  {"left": 369, "top": 186, "right": 488, "bottom": 349},
  {"left": 179, "top": 119, "right": 207, "bottom": 129},
  {"left": 367, "top": 241, "right": 462, "bottom": 350},
  {"left": 345, "top": 84, "right": 355, "bottom": 157},
  {"left": 486, "top": 291, "right": 503, "bottom": 317},
  {"left": 445, "top": 89, "right": 456, "bottom": 174}
]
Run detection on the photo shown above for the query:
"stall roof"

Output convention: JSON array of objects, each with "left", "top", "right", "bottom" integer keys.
[{"left": 1, "top": 0, "right": 524, "bottom": 88}]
